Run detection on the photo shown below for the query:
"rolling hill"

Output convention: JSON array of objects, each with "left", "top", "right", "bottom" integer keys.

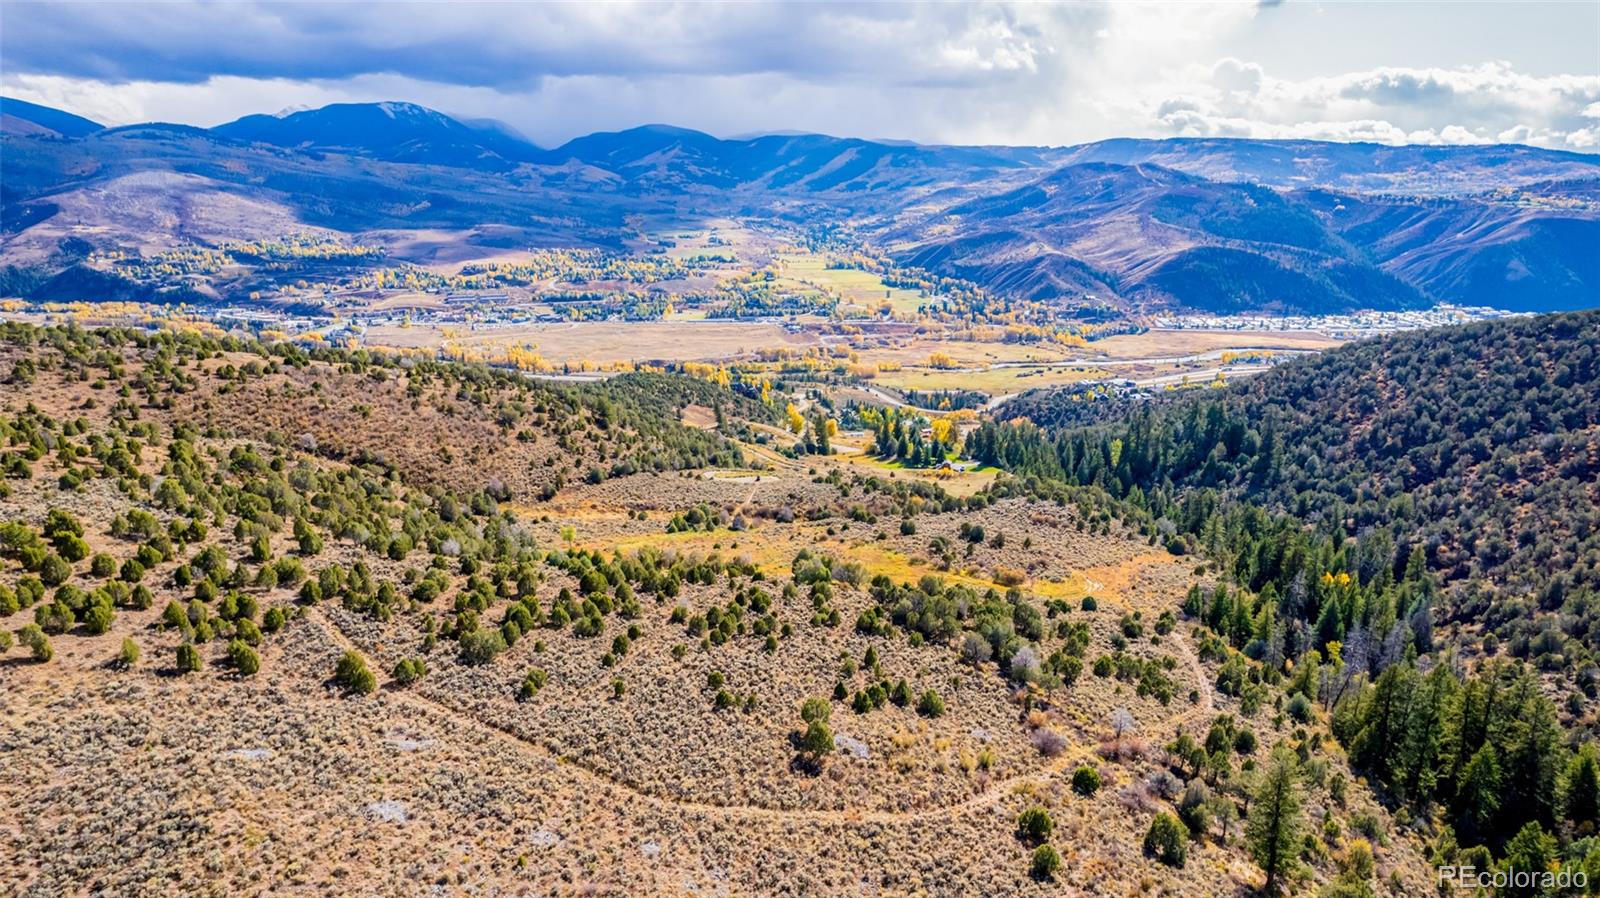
[
  {"left": 892, "top": 162, "right": 1427, "bottom": 314},
  {"left": 547, "top": 124, "right": 1058, "bottom": 194},
  {"left": 213, "top": 101, "right": 549, "bottom": 169},
  {"left": 1301, "top": 188, "right": 1600, "bottom": 312},
  {"left": 1055, "top": 136, "right": 1600, "bottom": 195},
  {"left": 2, "top": 98, "right": 1598, "bottom": 314},
  {"left": 0, "top": 96, "right": 104, "bottom": 139}
]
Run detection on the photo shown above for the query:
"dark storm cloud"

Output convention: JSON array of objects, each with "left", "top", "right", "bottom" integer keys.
[{"left": 0, "top": 1, "right": 1084, "bottom": 89}]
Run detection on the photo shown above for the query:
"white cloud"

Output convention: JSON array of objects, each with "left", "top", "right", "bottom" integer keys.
[{"left": 1136, "top": 60, "right": 1600, "bottom": 150}]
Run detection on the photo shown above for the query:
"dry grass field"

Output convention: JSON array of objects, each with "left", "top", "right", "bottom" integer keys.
[
  {"left": 1087, "top": 329, "right": 1343, "bottom": 358},
  {"left": 364, "top": 320, "right": 817, "bottom": 366}
]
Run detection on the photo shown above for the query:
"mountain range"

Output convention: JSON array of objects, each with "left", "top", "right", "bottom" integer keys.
[{"left": 3, "top": 97, "right": 1597, "bottom": 314}]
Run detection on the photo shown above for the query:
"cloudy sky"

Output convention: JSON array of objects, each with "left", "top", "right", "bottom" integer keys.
[{"left": 3, "top": 1, "right": 1598, "bottom": 151}]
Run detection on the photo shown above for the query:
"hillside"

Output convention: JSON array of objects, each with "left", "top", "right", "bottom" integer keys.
[
  {"left": 1057, "top": 137, "right": 1600, "bottom": 195},
  {"left": 1301, "top": 188, "right": 1600, "bottom": 312},
  {"left": 0, "top": 120, "right": 647, "bottom": 267},
  {"left": 969, "top": 312, "right": 1600, "bottom": 868},
  {"left": 981, "top": 310, "right": 1600, "bottom": 684},
  {"left": 0, "top": 321, "right": 1469, "bottom": 897},
  {"left": 547, "top": 125, "right": 1056, "bottom": 194},
  {"left": 3, "top": 99, "right": 1597, "bottom": 314},
  {"left": 214, "top": 101, "right": 549, "bottom": 170},
  {"left": 0, "top": 96, "right": 104, "bottom": 139},
  {"left": 892, "top": 162, "right": 1428, "bottom": 314}
]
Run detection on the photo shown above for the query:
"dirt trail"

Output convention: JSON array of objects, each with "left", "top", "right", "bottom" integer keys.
[
  {"left": 1079, "top": 551, "right": 1215, "bottom": 721},
  {"left": 304, "top": 550, "right": 1214, "bottom": 825}
]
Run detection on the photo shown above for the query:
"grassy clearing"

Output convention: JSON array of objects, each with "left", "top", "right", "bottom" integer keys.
[{"left": 775, "top": 254, "right": 926, "bottom": 315}]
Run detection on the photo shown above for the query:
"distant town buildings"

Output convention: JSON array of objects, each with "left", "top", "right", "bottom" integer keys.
[{"left": 1148, "top": 305, "right": 1523, "bottom": 337}]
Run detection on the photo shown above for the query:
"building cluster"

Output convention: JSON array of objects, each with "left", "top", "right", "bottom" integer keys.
[{"left": 1149, "top": 305, "right": 1523, "bottom": 336}]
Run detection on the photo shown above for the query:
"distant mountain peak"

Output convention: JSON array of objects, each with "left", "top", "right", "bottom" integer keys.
[
  {"left": 210, "top": 100, "right": 545, "bottom": 169},
  {"left": 631, "top": 123, "right": 714, "bottom": 137}
]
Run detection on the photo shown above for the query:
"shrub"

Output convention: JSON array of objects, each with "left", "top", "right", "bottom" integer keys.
[
  {"left": 458, "top": 628, "right": 507, "bottom": 665},
  {"left": 227, "top": 639, "right": 260, "bottom": 676},
  {"left": 851, "top": 690, "right": 872, "bottom": 714},
  {"left": 995, "top": 567, "right": 1026, "bottom": 588},
  {"left": 960, "top": 633, "right": 992, "bottom": 666},
  {"left": 392, "top": 657, "right": 427, "bottom": 686},
  {"left": 56, "top": 534, "right": 90, "bottom": 563},
  {"left": 234, "top": 617, "right": 262, "bottom": 645},
  {"left": 119, "top": 558, "right": 146, "bottom": 583},
  {"left": 518, "top": 667, "right": 548, "bottom": 700},
  {"left": 116, "top": 636, "right": 140, "bottom": 668},
  {"left": 176, "top": 642, "right": 202, "bottom": 674},
  {"left": 262, "top": 606, "right": 287, "bottom": 633},
  {"left": 890, "top": 678, "right": 913, "bottom": 706},
  {"left": 1030, "top": 727, "right": 1069, "bottom": 757},
  {"left": 1030, "top": 844, "right": 1061, "bottom": 881},
  {"left": 91, "top": 554, "right": 117, "bottom": 578},
  {"left": 1143, "top": 812, "right": 1188, "bottom": 867},
  {"left": 1071, "top": 765, "right": 1101, "bottom": 796},
  {"left": 160, "top": 600, "right": 190, "bottom": 631},
  {"left": 1177, "top": 781, "right": 1212, "bottom": 836},
  {"left": 1017, "top": 806, "right": 1054, "bottom": 843},
  {"left": 800, "top": 697, "right": 832, "bottom": 724},
  {"left": 800, "top": 718, "right": 834, "bottom": 761},
  {"left": 916, "top": 689, "right": 945, "bottom": 717},
  {"left": 18, "top": 623, "right": 52, "bottom": 662},
  {"left": 334, "top": 650, "right": 376, "bottom": 694},
  {"left": 38, "top": 553, "right": 71, "bottom": 586},
  {"left": 35, "top": 599, "right": 74, "bottom": 634},
  {"left": 82, "top": 601, "right": 114, "bottom": 635}
]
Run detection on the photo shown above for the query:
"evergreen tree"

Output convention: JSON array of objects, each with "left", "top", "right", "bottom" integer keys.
[
  {"left": 1495, "top": 822, "right": 1557, "bottom": 898},
  {"left": 1562, "top": 744, "right": 1600, "bottom": 829},
  {"left": 1247, "top": 746, "right": 1305, "bottom": 896},
  {"left": 1454, "top": 745, "right": 1503, "bottom": 846},
  {"left": 1143, "top": 812, "right": 1188, "bottom": 867}
]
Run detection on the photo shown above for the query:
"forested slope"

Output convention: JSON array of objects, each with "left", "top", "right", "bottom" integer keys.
[
  {"left": 984, "top": 310, "right": 1600, "bottom": 596},
  {"left": 971, "top": 311, "right": 1600, "bottom": 869},
  {"left": 974, "top": 311, "right": 1599, "bottom": 719}
]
